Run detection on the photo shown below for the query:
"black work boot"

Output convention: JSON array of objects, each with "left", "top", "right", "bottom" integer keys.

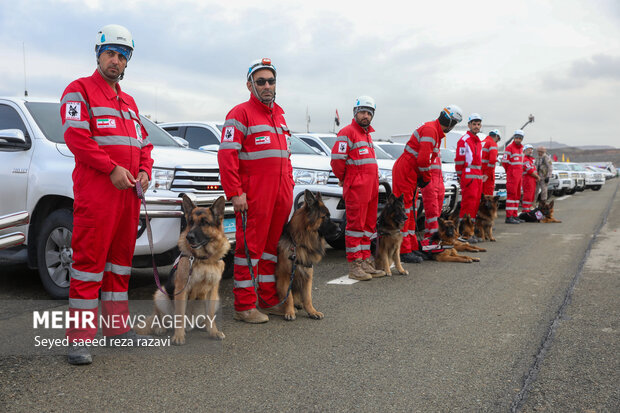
[{"left": 67, "top": 343, "right": 92, "bottom": 365}]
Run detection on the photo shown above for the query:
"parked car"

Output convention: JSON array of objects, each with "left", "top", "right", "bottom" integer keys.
[
  {"left": 584, "top": 162, "right": 617, "bottom": 178},
  {"left": 584, "top": 164, "right": 615, "bottom": 180},
  {"left": 566, "top": 163, "right": 586, "bottom": 192},
  {"left": 551, "top": 163, "right": 578, "bottom": 195},
  {"left": 581, "top": 166, "right": 605, "bottom": 190},
  {"left": 0, "top": 97, "right": 234, "bottom": 298}
]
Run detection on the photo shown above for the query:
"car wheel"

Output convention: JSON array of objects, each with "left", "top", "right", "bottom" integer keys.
[
  {"left": 567, "top": 188, "right": 576, "bottom": 194},
  {"left": 37, "top": 209, "right": 73, "bottom": 299},
  {"left": 591, "top": 185, "right": 601, "bottom": 191}
]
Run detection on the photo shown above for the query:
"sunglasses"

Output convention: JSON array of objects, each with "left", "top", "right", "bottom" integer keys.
[{"left": 254, "top": 78, "right": 276, "bottom": 86}]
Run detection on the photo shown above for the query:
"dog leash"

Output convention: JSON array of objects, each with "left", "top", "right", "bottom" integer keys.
[
  {"left": 136, "top": 184, "right": 192, "bottom": 296},
  {"left": 241, "top": 210, "right": 295, "bottom": 309}
]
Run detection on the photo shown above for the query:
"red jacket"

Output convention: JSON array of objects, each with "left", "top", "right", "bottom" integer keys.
[
  {"left": 402, "top": 119, "right": 445, "bottom": 182},
  {"left": 502, "top": 141, "right": 524, "bottom": 172},
  {"left": 481, "top": 135, "right": 498, "bottom": 175},
  {"left": 523, "top": 155, "right": 537, "bottom": 177},
  {"left": 217, "top": 94, "right": 293, "bottom": 199},
  {"left": 330, "top": 120, "right": 378, "bottom": 182},
  {"left": 455, "top": 131, "right": 483, "bottom": 179},
  {"left": 61, "top": 70, "right": 153, "bottom": 178}
]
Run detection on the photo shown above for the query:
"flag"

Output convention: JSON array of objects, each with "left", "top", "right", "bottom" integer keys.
[
  {"left": 335, "top": 109, "right": 340, "bottom": 127},
  {"left": 552, "top": 153, "right": 558, "bottom": 162},
  {"left": 566, "top": 156, "right": 570, "bottom": 162},
  {"left": 561, "top": 153, "right": 565, "bottom": 162}
]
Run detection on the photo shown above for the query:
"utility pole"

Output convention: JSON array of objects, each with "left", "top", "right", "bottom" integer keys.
[
  {"left": 23, "top": 42, "right": 28, "bottom": 97},
  {"left": 503, "top": 114, "right": 534, "bottom": 149}
]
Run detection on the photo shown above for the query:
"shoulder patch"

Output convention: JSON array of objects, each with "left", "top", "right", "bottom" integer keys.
[
  {"left": 459, "top": 147, "right": 466, "bottom": 156},
  {"left": 338, "top": 141, "right": 348, "bottom": 153},
  {"left": 223, "top": 126, "right": 235, "bottom": 142},
  {"left": 65, "top": 102, "right": 81, "bottom": 120}
]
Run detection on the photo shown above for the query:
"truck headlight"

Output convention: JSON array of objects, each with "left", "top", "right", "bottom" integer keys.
[
  {"left": 148, "top": 168, "right": 175, "bottom": 190},
  {"left": 292, "top": 168, "right": 330, "bottom": 185},
  {"left": 378, "top": 168, "right": 392, "bottom": 184}
]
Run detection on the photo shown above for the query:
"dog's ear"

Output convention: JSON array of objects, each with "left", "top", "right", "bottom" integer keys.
[
  {"left": 387, "top": 193, "right": 395, "bottom": 203},
  {"left": 181, "top": 194, "right": 196, "bottom": 222},
  {"left": 397, "top": 193, "right": 404, "bottom": 202},
  {"left": 315, "top": 192, "right": 323, "bottom": 203},
  {"left": 211, "top": 196, "right": 226, "bottom": 222},
  {"left": 463, "top": 213, "right": 471, "bottom": 223},
  {"left": 304, "top": 189, "right": 317, "bottom": 207},
  {"left": 548, "top": 200, "right": 554, "bottom": 209},
  {"left": 438, "top": 217, "right": 444, "bottom": 227}
]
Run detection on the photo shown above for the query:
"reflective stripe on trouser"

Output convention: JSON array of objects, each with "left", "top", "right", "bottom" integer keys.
[
  {"left": 421, "top": 171, "right": 444, "bottom": 238},
  {"left": 392, "top": 154, "right": 419, "bottom": 253},
  {"left": 67, "top": 171, "right": 139, "bottom": 342},
  {"left": 459, "top": 176, "right": 483, "bottom": 220},
  {"left": 344, "top": 172, "right": 379, "bottom": 262},
  {"left": 505, "top": 169, "right": 523, "bottom": 217},
  {"left": 521, "top": 176, "right": 537, "bottom": 211},
  {"left": 482, "top": 169, "right": 495, "bottom": 196},
  {"left": 233, "top": 173, "right": 293, "bottom": 311}
]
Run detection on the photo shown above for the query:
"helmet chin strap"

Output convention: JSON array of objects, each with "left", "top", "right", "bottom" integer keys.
[{"left": 250, "top": 78, "right": 275, "bottom": 106}]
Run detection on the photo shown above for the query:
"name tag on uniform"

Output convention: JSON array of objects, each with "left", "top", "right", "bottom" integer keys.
[
  {"left": 255, "top": 136, "right": 270, "bottom": 145},
  {"left": 96, "top": 118, "right": 116, "bottom": 128},
  {"left": 359, "top": 148, "right": 369, "bottom": 155}
]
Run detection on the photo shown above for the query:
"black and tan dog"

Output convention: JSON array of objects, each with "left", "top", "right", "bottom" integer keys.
[
  {"left": 454, "top": 214, "right": 486, "bottom": 252},
  {"left": 374, "top": 193, "right": 409, "bottom": 276},
  {"left": 518, "top": 200, "right": 562, "bottom": 223},
  {"left": 135, "top": 194, "right": 230, "bottom": 345},
  {"left": 424, "top": 218, "right": 481, "bottom": 263},
  {"left": 275, "top": 190, "right": 339, "bottom": 321},
  {"left": 475, "top": 195, "right": 500, "bottom": 241}
]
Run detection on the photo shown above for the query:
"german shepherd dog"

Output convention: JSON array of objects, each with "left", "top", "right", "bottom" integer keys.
[
  {"left": 475, "top": 195, "right": 500, "bottom": 241},
  {"left": 453, "top": 214, "right": 486, "bottom": 252},
  {"left": 375, "top": 193, "right": 409, "bottom": 276},
  {"left": 135, "top": 194, "right": 230, "bottom": 345},
  {"left": 518, "top": 200, "right": 562, "bottom": 223},
  {"left": 426, "top": 218, "right": 481, "bottom": 263},
  {"left": 275, "top": 190, "right": 340, "bottom": 321}
]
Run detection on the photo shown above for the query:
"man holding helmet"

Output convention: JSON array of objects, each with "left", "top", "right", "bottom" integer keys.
[
  {"left": 331, "top": 96, "right": 385, "bottom": 280},
  {"left": 61, "top": 24, "right": 153, "bottom": 365},
  {"left": 455, "top": 113, "right": 484, "bottom": 232},
  {"left": 502, "top": 130, "right": 525, "bottom": 223},
  {"left": 218, "top": 58, "right": 294, "bottom": 323},
  {"left": 392, "top": 105, "right": 463, "bottom": 262},
  {"left": 521, "top": 144, "right": 540, "bottom": 211},
  {"left": 481, "top": 129, "right": 501, "bottom": 196}
]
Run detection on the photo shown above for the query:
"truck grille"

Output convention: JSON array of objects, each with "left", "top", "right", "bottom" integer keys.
[{"left": 171, "top": 167, "right": 224, "bottom": 194}]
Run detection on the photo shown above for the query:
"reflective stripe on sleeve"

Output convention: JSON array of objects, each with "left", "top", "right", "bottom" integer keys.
[
  {"left": 331, "top": 154, "right": 348, "bottom": 160},
  {"left": 404, "top": 146, "right": 418, "bottom": 156},
  {"left": 239, "top": 149, "right": 289, "bottom": 160},
  {"left": 345, "top": 158, "right": 377, "bottom": 166},
  {"left": 220, "top": 142, "right": 242, "bottom": 150},
  {"left": 223, "top": 118, "right": 248, "bottom": 135},
  {"left": 63, "top": 120, "right": 90, "bottom": 132},
  {"left": 420, "top": 137, "right": 435, "bottom": 144},
  {"left": 94, "top": 135, "right": 142, "bottom": 148}
]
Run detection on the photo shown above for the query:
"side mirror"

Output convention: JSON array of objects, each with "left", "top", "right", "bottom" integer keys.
[
  {"left": 172, "top": 136, "right": 189, "bottom": 148},
  {"left": 198, "top": 144, "right": 220, "bottom": 152},
  {"left": 0, "top": 129, "right": 27, "bottom": 145}
]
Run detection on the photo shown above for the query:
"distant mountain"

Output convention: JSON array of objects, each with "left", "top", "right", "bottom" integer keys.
[{"left": 527, "top": 141, "right": 616, "bottom": 150}]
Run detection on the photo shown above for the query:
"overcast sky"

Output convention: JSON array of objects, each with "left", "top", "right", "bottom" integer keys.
[{"left": 1, "top": 0, "right": 619, "bottom": 147}]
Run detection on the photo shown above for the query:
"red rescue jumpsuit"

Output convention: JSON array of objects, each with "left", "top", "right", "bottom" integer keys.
[
  {"left": 521, "top": 154, "right": 537, "bottom": 211},
  {"left": 502, "top": 141, "right": 524, "bottom": 218},
  {"left": 455, "top": 131, "right": 483, "bottom": 220},
  {"left": 61, "top": 70, "right": 153, "bottom": 342},
  {"left": 392, "top": 119, "right": 445, "bottom": 253},
  {"left": 218, "top": 94, "right": 293, "bottom": 312},
  {"left": 481, "top": 135, "right": 498, "bottom": 196},
  {"left": 331, "top": 120, "right": 379, "bottom": 262},
  {"left": 420, "top": 155, "right": 444, "bottom": 239}
]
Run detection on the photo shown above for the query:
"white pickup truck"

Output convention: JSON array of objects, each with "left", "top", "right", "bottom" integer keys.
[{"left": 0, "top": 97, "right": 234, "bottom": 298}]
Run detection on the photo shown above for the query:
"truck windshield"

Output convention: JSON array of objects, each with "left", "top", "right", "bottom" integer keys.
[{"left": 25, "top": 102, "right": 180, "bottom": 146}]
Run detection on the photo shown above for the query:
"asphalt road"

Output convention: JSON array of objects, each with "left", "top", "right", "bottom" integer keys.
[{"left": 0, "top": 181, "right": 618, "bottom": 412}]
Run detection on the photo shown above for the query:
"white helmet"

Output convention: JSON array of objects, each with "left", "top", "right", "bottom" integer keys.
[
  {"left": 247, "top": 58, "right": 276, "bottom": 81},
  {"left": 441, "top": 104, "right": 463, "bottom": 123},
  {"left": 95, "top": 24, "right": 134, "bottom": 60},
  {"left": 514, "top": 129, "right": 525, "bottom": 137},
  {"left": 523, "top": 144, "right": 533, "bottom": 151},
  {"left": 353, "top": 95, "right": 376, "bottom": 115},
  {"left": 468, "top": 113, "right": 482, "bottom": 122},
  {"left": 489, "top": 129, "right": 500, "bottom": 136}
]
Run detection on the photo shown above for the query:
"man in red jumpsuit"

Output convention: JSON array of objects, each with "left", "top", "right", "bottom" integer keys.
[
  {"left": 502, "top": 130, "right": 525, "bottom": 224},
  {"left": 481, "top": 129, "right": 501, "bottom": 196},
  {"left": 61, "top": 24, "right": 153, "bottom": 365},
  {"left": 392, "top": 105, "right": 463, "bottom": 262},
  {"left": 218, "top": 58, "right": 294, "bottom": 323},
  {"left": 331, "top": 96, "right": 385, "bottom": 280},
  {"left": 455, "top": 113, "right": 484, "bottom": 240},
  {"left": 521, "top": 144, "right": 540, "bottom": 212}
]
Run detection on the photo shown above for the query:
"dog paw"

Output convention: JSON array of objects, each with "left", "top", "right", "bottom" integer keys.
[
  {"left": 210, "top": 331, "right": 225, "bottom": 340},
  {"left": 308, "top": 311, "right": 324, "bottom": 320},
  {"left": 490, "top": 238, "right": 496, "bottom": 242},
  {"left": 479, "top": 248, "right": 487, "bottom": 252},
  {"left": 284, "top": 312, "right": 297, "bottom": 321},
  {"left": 400, "top": 269, "right": 410, "bottom": 275},
  {"left": 171, "top": 334, "right": 186, "bottom": 346},
  {"left": 471, "top": 257, "right": 480, "bottom": 262}
]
